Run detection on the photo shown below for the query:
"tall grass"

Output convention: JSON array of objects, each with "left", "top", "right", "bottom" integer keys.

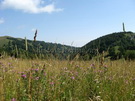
[
  {"left": 0, "top": 58, "right": 135, "bottom": 101},
  {"left": 25, "top": 37, "right": 28, "bottom": 51}
]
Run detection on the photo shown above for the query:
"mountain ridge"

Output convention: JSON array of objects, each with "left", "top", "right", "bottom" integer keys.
[
  {"left": 0, "top": 36, "right": 77, "bottom": 59},
  {"left": 77, "top": 31, "right": 135, "bottom": 60},
  {"left": 1, "top": 31, "right": 135, "bottom": 60}
]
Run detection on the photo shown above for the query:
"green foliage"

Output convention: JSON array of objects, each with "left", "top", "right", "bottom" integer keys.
[
  {"left": 125, "top": 50, "right": 135, "bottom": 59},
  {"left": 1, "top": 31, "right": 135, "bottom": 60},
  {"left": 25, "top": 37, "right": 28, "bottom": 51},
  {"left": 78, "top": 32, "right": 135, "bottom": 60},
  {"left": 0, "top": 36, "right": 77, "bottom": 59}
]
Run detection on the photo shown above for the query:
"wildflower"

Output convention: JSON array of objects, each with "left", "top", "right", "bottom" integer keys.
[
  {"left": 71, "top": 76, "right": 75, "bottom": 80},
  {"left": 50, "top": 81, "right": 54, "bottom": 85},
  {"left": 75, "top": 72, "right": 78, "bottom": 76},
  {"left": 76, "top": 65, "right": 79, "bottom": 68},
  {"left": 8, "top": 62, "right": 11, "bottom": 66},
  {"left": 11, "top": 98, "right": 16, "bottom": 101},
  {"left": 99, "top": 70, "right": 103, "bottom": 73},
  {"left": 44, "top": 73, "right": 46, "bottom": 76},
  {"left": 108, "top": 77, "right": 113, "bottom": 80},
  {"left": 90, "top": 64, "right": 95, "bottom": 67},
  {"left": 35, "top": 69, "right": 39, "bottom": 71},
  {"left": 21, "top": 74, "right": 26, "bottom": 78},
  {"left": 125, "top": 80, "right": 129, "bottom": 84},
  {"left": 35, "top": 77, "right": 39, "bottom": 80},
  {"left": 90, "top": 64, "right": 96, "bottom": 69},
  {"left": 103, "top": 65, "right": 108, "bottom": 72}
]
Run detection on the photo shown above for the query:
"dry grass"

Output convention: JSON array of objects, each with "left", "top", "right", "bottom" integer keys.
[{"left": 0, "top": 58, "right": 135, "bottom": 101}]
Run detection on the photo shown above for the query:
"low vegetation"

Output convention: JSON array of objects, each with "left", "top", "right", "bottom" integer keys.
[{"left": 0, "top": 58, "right": 135, "bottom": 101}]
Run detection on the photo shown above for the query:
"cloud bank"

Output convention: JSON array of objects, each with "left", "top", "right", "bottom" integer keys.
[
  {"left": 0, "top": 0, "right": 63, "bottom": 13},
  {"left": 0, "top": 18, "right": 4, "bottom": 24}
]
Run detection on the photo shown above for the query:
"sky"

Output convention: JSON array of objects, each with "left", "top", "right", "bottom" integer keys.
[{"left": 0, "top": 0, "right": 135, "bottom": 47}]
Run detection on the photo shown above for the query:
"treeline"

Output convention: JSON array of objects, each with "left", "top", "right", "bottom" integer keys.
[
  {"left": 1, "top": 32, "right": 135, "bottom": 60},
  {"left": 77, "top": 32, "right": 135, "bottom": 60},
  {"left": 0, "top": 37, "right": 77, "bottom": 59}
]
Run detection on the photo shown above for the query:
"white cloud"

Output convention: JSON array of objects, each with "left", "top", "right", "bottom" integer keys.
[
  {"left": 0, "top": 0, "right": 63, "bottom": 13},
  {"left": 0, "top": 18, "right": 4, "bottom": 24}
]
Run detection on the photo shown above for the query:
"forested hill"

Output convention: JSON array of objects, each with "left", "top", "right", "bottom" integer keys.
[
  {"left": 1, "top": 31, "right": 135, "bottom": 60},
  {"left": 78, "top": 31, "right": 135, "bottom": 60},
  {"left": 0, "top": 36, "right": 77, "bottom": 59}
]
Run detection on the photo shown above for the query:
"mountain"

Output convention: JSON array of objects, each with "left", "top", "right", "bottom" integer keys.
[
  {"left": 77, "top": 31, "right": 135, "bottom": 60},
  {"left": 0, "top": 36, "right": 77, "bottom": 59}
]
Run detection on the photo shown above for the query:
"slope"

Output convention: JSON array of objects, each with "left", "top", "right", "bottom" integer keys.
[
  {"left": 0, "top": 36, "right": 77, "bottom": 59},
  {"left": 78, "top": 31, "right": 135, "bottom": 59}
]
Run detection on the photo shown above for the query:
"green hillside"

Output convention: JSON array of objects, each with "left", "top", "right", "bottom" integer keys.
[
  {"left": 0, "top": 36, "right": 77, "bottom": 59},
  {"left": 1, "top": 32, "right": 135, "bottom": 60},
  {"left": 0, "top": 36, "right": 12, "bottom": 47},
  {"left": 78, "top": 31, "right": 135, "bottom": 60}
]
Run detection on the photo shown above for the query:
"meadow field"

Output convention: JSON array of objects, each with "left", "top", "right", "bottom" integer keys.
[{"left": 0, "top": 58, "right": 135, "bottom": 101}]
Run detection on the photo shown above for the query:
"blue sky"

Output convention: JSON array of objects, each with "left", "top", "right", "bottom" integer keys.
[{"left": 0, "top": 0, "right": 135, "bottom": 47}]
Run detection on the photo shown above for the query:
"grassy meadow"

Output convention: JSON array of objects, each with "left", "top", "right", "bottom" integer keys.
[{"left": 0, "top": 58, "right": 135, "bottom": 101}]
